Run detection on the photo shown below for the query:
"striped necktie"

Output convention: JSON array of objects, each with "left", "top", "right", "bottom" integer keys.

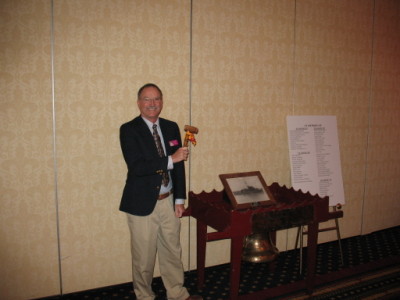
[{"left": 152, "top": 124, "right": 170, "bottom": 186}]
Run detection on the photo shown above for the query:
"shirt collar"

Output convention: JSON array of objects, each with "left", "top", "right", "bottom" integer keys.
[{"left": 141, "top": 116, "right": 159, "bottom": 131}]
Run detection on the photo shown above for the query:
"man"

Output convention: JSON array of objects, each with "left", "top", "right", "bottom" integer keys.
[{"left": 119, "top": 83, "right": 199, "bottom": 300}]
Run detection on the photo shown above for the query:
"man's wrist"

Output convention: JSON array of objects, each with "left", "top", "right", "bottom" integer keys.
[
  {"left": 168, "top": 156, "right": 174, "bottom": 170},
  {"left": 175, "top": 198, "right": 184, "bottom": 205}
]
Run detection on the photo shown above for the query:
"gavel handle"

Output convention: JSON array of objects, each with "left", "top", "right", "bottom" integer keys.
[{"left": 183, "top": 133, "right": 189, "bottom": 147}]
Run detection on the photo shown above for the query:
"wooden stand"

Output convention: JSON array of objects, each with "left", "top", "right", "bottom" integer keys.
[{"left": 187, "top": 183, "right": 333, "bottom": 300}]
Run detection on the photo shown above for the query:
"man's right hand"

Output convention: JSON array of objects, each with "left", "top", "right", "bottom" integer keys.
[{"left": 171, "top": 147, "right": 189, "bottom": 163}]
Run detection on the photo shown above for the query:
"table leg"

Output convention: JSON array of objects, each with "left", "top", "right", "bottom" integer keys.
[
  {"left": 306, "top": 222, "right": 319, "bottom": 293},
  {"left": 229, "top": 236, "right": 244, "bottom": 300},
  {"left": 196, "top": 219, "right": 207, "bottom": 289}
]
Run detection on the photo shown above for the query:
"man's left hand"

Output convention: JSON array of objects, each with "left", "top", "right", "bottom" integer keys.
[{"left": 175, "top": 204, "right": 186, "bottom": 218}]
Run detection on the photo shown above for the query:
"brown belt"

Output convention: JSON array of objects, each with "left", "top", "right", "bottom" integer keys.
[{"left": 158, "top": 190, "right": 173, "bottom": 200}]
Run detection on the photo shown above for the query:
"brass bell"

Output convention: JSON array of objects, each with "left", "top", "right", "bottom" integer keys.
[{"left": 242, "top": 232, "right": 279, "bottom": 263}]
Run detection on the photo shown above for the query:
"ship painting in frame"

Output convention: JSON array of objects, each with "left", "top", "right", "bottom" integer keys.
[{"left": 219, "top": 171, "right": 276, "bottom": 210}]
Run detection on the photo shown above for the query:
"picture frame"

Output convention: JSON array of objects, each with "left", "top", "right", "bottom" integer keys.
[{"left": 219, "top": 171, "right": 276, "bottom": 210}]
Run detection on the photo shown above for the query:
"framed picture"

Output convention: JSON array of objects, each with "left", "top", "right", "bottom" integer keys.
[{"left": 219, "top": 171, "right": 276, "bottom": 210}]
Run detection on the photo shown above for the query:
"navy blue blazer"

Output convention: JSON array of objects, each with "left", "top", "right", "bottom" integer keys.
[{"left": 119, "top": 116, "right": 186, "bottom": 216}]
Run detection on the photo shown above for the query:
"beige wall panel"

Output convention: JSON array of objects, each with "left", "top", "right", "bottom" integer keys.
[
  {"left": 292, "top": 0, "right": 375, "bottom": 241},
  {"left": 363, "top": 0, "right": 400, "bottom": 233},
  {"left": 53, "top": 0, "right": 190, "bottom": 294},
  {"left": 190, "top": 0, "right": 296, "bottom": 265},
  {"left": 0, "top": 1, "right": 60, "bottom": 299}
]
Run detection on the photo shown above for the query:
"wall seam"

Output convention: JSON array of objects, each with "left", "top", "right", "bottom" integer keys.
[
  {"left": 285, "top": 0, "right": 298, "bottom": 251},
  {"left": 187, "top": 0, "right": 194, "bottom": 271},
  {"left": 291, "top": 0, "right": 298, "bottom": 116},
  {"left": 361, "top": 0, "right": 376, "bottom": 235},
  {"left": 50, "top": 0, "right": 63, "bottom": 295}
]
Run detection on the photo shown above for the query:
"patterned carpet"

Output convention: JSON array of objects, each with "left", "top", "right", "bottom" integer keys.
[
  {"left": 277, "top": 264, "right": 400, "bottom": 300},
  {"left": 40, "top": 226, "right": 400, "bottom": 300}
]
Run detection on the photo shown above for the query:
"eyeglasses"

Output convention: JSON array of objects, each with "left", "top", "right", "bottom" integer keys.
[{"left": 140, "top": 97, "right": 162, "bottom": 103}]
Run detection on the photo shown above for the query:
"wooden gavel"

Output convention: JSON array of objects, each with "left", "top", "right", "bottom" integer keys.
[{"left": 183, "top": 125, "right": 199, "bottom": 147}]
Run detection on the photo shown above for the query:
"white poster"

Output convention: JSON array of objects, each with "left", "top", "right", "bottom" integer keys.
[{"left": 287, "top": 116, "right": 345, "bottom": 206}]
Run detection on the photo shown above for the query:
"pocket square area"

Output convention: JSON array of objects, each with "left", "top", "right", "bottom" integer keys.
[{"left": 169, "top": 139, "right": 179, "bottom": 146}]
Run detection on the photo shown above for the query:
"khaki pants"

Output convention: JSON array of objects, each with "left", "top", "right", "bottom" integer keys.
[{"left": 127, "top": 195, "right": 189, "bottom": 300}]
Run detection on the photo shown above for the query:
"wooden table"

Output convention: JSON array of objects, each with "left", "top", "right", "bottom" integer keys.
[{"left": 186, "top": 182, "right": 334, "bottom": 300}]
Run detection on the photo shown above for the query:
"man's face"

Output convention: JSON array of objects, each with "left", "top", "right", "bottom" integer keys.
[{"left": 137, "top": 86, "right": 163, "bottom": 123}]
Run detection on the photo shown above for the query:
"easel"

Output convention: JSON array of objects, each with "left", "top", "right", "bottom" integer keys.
[{"left": 295, "top": 205, "right": 344, "bottom": 274}]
